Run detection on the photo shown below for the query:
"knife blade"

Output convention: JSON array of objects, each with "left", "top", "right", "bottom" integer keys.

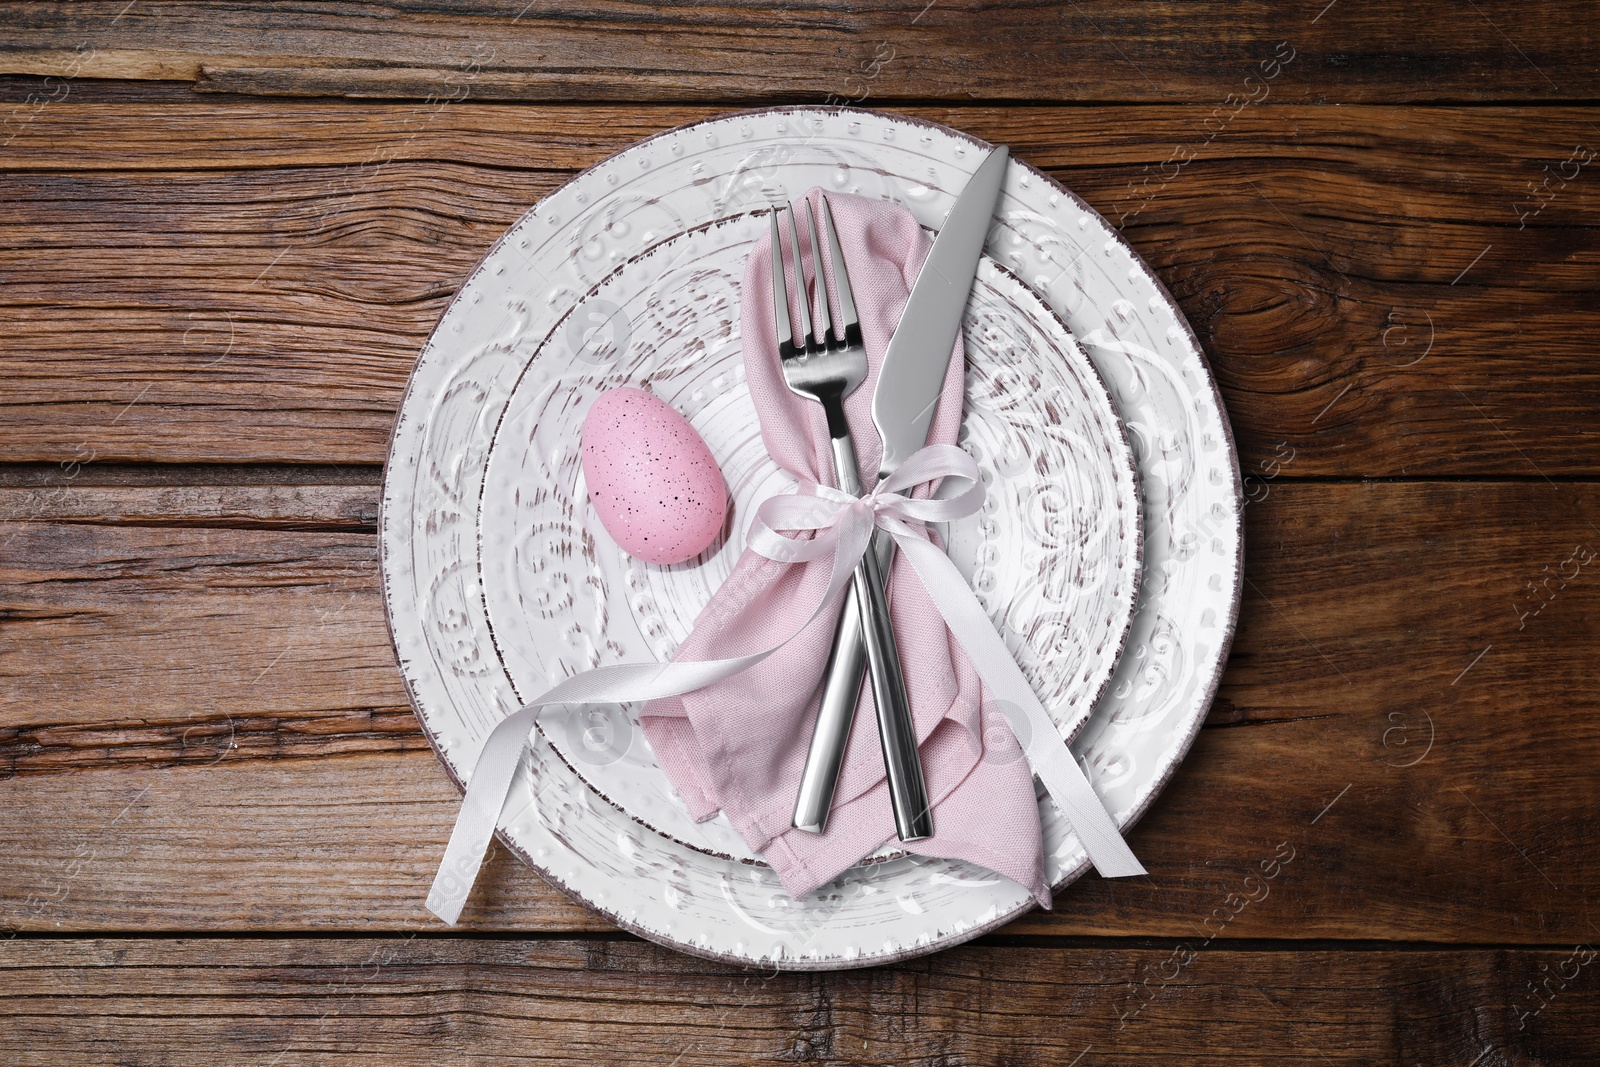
[
  {"left": 873, "top": 144, "right": 1010, "bottom": 480},
  {"left": 792, "top": 144, "right": 1011, "bottom": 834}
]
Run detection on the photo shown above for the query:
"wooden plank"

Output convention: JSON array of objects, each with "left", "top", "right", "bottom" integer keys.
[
  {"left": 0, "top": 755, "right": 606, "bottom": 933},
  {"left": 3, "top": 938, "right": 1598, "bottom": 1065},
  {"left": 0, "top": 2, "right": 1596, "bottom": 103},
  {"left": 2, "top": 480, "right": 1597, "bottom": 939},
  {"left": 1, "top": 104, "right": 1596, "bottom": 474},
  {"left": 0, "top": 482, "right": 377, "bottom": 527},
  {"left": 0, "top": 462, "right": 382, "bottom": 488},
  {"left": 0, "top": 510, "right": 399, "bottom": 727}
]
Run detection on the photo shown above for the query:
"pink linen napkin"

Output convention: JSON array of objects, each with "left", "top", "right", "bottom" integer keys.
[{"left": 640, "top": 189, "right": 1049, "bottom": 906}]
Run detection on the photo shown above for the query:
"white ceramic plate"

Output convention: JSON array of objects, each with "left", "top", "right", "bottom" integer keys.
[
  {"left": 381, "top": 107, "right": 1243, "bottom": 969},
  {"left": 478, "top": 227, "right": 1141, "bottom": 862}
]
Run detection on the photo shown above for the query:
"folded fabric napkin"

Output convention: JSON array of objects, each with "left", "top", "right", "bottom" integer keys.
[{"left": 641, "top": 189, "right": 1049, "bottom": 905}]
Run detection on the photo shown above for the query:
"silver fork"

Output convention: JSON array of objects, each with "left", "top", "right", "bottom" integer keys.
[{"left": 769, "top": 197, "right": 933, "bottom": 843}]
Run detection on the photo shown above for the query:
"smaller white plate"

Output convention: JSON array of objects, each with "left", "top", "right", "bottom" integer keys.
[{"left": 477, "top": 213, "right": 1142, "bottom": 865}]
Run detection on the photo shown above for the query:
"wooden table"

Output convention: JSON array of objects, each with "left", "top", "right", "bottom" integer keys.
[{"left": 3, "top": 5, "right": 1597, "bottom": 1063}]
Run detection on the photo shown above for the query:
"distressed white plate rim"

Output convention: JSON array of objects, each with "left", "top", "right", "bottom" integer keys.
[{"left": 380, "top": 106, "right": 1243, "bottom": 969}]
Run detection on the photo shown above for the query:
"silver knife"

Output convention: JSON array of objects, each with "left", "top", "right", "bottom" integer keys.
[{"left": 792, "top": 144, "right": 1011, "bottom": 835}]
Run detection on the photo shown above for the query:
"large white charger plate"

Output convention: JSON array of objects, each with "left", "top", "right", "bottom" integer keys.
[{"left": 381, "top": 107, "right": 1244, "bottom": 969}]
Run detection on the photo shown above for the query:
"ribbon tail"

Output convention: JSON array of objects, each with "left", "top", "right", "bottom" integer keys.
[
  {"left": 426, "top": 500, "right": 875, "bottom": 925},
  {"left": 889, "top": 525, "right": 1147, "bottom": 879},
  {"left": 427, "top": 704, "right": 542, "bottom": 924},
  {"left": 426, "top": 658, "right": 783, "bottom": 925}
]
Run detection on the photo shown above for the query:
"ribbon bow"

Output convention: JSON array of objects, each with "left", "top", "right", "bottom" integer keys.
[{"left": 427, "top": 443, "right": 1142, "bottom": 925}]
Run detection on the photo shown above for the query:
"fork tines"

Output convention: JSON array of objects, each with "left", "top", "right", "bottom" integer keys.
[
  {"left": 768, "top": 196, "right": 862, "bottom": 361},
  {"left": 816, "top": 196, "right": 862, "bottom": 350}
]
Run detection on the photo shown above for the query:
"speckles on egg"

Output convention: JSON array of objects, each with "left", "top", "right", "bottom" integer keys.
[{"left": 579, "top": 387, "right": 727, "bottom": 565}]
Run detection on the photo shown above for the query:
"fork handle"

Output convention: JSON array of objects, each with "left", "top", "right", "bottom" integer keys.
[
  {"left": 791, "top": 537, "right": 893, "bottom": 833},
  {"left": 802, "top": 432, "right": 933, "bottom": 842}
]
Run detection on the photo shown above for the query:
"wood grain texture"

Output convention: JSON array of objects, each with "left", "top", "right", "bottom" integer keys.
[
  {"left": 2, "top": 104, "right": 1596, "bottom": 474},
  {"left": 0, "top": 1, "right": 1596, "bottom": 103},
  {"left": 0, "top": 754, "right": 606, "bottom": 933},
  {"left": 2, "top": 480, "right": 1596, "bottom": 939},
  {"left": 0, "top": 514, "right": 396, "bottom": 729},
  {"left": 3, "top": 937, "right": 1597, "bottom": 1066},
  {"left": 1, "top": 1, "right": 1594, "bottom": 1056}
]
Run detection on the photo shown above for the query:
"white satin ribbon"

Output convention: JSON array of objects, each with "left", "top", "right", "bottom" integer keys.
[{"left": 427, "top": 443, "right": 1143, "bottom": 925}]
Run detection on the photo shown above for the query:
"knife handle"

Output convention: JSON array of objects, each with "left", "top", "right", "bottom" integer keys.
[
  {"left": 792, "top": 435, "right": 932, "bottom": 842},
  {"left": 853, "top": 531, "right": 932, "bottom": 842}
]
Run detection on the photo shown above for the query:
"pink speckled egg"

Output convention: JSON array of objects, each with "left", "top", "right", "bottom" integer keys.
[{"left": 580, "top": 387, "right": 727, "bottom": 565}]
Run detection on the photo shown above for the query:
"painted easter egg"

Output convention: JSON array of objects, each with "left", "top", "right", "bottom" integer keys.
[{"left": 580, "top": 387, "right": 727, "bottom": 565}]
